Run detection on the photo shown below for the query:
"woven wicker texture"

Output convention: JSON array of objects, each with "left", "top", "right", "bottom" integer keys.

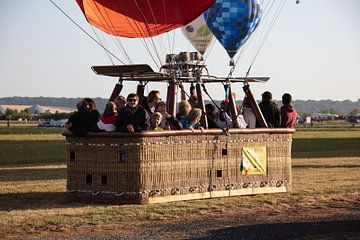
[{"left": 65, "top": 130, "right": 293, "bottom": 204}]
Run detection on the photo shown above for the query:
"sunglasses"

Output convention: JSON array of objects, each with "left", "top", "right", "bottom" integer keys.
[{"left": 127, "top": 99, "right": 137, "bottom": 102}]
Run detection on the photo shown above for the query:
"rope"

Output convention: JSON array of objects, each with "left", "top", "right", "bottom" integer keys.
[
  {"left": 114, "top": 0, "right": 161, "bottom": 68},
  {"left": 49, "top": 0, "right": 125, "bottom": 64},
  {"left": 249, "top": 0, "right": 287, "bottom": 67},
  {"left": 133, "top": 1, "right": 163, "bottom": 67},
  {"left": 226, "top": 0, "right": 287, "bottom": 80},
  {"left": 90, "top": 26, "right": 115, "bottom": 65}
]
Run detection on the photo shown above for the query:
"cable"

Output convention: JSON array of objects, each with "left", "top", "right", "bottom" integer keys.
[{"left": 49, "top": 0, "right": 125, "bottom": 64}]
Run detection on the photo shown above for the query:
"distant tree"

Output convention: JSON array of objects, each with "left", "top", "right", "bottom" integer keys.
[
  {"left": 298, "top": 112, "right": 312, "bottom": 118},
  {"left": 319, "top": 108, "right": 344, "bottom": 115},
  {"left": 350, "top": 108, "right": 360, "bottom": 116},
  {"left": 5, "top": 108, "right": 17, "bottom": 115}
]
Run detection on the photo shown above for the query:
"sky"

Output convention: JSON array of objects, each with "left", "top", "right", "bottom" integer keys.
[{"left": 0, "top": 0, "right": 360, "bottom": 102}]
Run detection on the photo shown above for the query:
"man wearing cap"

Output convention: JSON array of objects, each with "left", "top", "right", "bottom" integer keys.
[{"left": 258, "top": 91, "right": 281, "bottom": 128}]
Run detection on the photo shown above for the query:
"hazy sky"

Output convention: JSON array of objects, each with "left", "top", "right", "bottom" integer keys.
[{"left": 1, "top": 0, "right": 360, "bottom": 101}]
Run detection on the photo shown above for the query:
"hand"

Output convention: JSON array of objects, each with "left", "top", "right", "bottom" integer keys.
[{"left": 126, "top": 124, "right": 134, "bottom": 133}]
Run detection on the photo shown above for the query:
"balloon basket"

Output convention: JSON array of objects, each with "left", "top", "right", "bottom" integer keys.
[{"left": 64, "top": 129, "right": 294, "bottom": 204}]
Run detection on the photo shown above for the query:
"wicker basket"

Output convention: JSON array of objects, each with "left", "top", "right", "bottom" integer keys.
[{"left": 64, "top": 128, "right": 294, "bottom": 204}]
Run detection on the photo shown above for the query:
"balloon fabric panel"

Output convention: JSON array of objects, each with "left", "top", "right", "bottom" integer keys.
[
  {"left": 205, "top": 0, "right": 262, "bottom": 58},
  {"left": 182, "top": 15, "right": 215, "bottom": 54},
  {"left": 76, "top": 0, "right": 216, "bottom": 38}
]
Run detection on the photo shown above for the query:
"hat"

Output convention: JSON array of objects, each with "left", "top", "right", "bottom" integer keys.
[{"left": 262, "top": 91, "right": 272, "bottom": 100}]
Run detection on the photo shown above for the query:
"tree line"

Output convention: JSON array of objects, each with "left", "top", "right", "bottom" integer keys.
[{"left": 1, "top": 96, "right": 359, "bottom": 119}]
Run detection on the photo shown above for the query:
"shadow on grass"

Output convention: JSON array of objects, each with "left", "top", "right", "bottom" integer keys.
[
  {"left": 0, "top": 192, "right": 96, "bottom": 211},
  {"left": 0, "top": 167, "right": 66, "bottom": 182},
  {"left": 192, "top": 220, "right": 360, "bottom": 240}
]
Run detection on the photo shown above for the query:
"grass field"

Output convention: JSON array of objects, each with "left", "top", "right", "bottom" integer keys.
[
  {"left": 1, "top": 125, "right": 360, "bottom": 165},
  {"left": 0, "top": 124, "right": 359, "bottom": 239}
]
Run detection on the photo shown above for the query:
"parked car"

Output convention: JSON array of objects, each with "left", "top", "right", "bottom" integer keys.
[
  {"left": 348, "top": 116, "right": 360, "bottom": 125},
  {"left": 38, "top": 119, "right": 68, "bottom": 127}
]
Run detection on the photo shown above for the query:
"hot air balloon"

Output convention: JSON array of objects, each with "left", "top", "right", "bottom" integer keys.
[
  {"left": 76, "top": 0, "right": 216, "bottom": 38},
  {"left": 60, "top": 0, "right": 294, "bottom": 206},
  {"left": 205, "top": 0, "right": 262, "bottom": 59},
  {"left": 181, "top": 15, "right": 215, "bottom": 55}
]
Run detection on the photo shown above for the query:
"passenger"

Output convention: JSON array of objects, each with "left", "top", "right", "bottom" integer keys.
[
  {"left": 242, "top": 97, "right": 256, "bottom": 128},
  {"left": 114, "top": 95, "right": 126, "bottom": 113},
  {"left": 142, "top": 90, "right": 162, "bottom": 115},
  {"left": 180, "top": 108, "right": 203, "bottom": 130},
  {"left": 97, "top": 101, "right": 117, "bottom": 132},
  {"left": 258, "top": 91, "right": 281, "bottom": 128},
  {"left": 280, "top": 93, "right": 298, "bottom": 128},
  {"left": 116, "top": 93, "right": 150, "bottom": 133},
  {"left": 214, "top": 100, "right": 233, "bottom": 129},
  {"left": 66, "top": 100, "right": 97, "bottom": 136},
  {"left": 83, "top": 97, "right": 100, "bottom": 122},
  {"left": 205, "top": 103, "right": 217, "bottom": 128},
  {"left": 155, "top": 101, "right": 168, "bottom": 129},
  {"left": 155, "top": 101, "right": 182, "bottom": 130},
  {"left": 150, "top": 112, "right": 163, "bottom": 130},
  {"left": 176, "top": 100, "right": 192, "bottom": 119},
  {"left": 213, "top": 100, "right": 247, "bottom": 128}
]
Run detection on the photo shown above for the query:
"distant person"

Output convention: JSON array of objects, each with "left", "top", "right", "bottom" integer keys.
[
  {"left": 280, "top": 93, "right": 298, "bottom": 128},
  {"left": 97, "top": 101, "right": 117, "bottom": 132},
  {"left": 242, "top": 97, "right": 256, "bottom": 128},
  {"left": 141, "top": 90, "right": 162, "bottom": 115},
  {"left": 258, "top": 91, "right": 281, "bottom": 128},
  {"left": 116, "top": 93, "right": 150, "bottom": 133}
]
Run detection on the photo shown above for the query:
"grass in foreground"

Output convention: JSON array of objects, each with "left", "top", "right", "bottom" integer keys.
[{"left": 0, "top": 157, "right": 359, "bottom": 239}]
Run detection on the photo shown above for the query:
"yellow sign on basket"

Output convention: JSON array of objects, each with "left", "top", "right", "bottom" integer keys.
[{"left": 241, "top": 146, "right": 267, "bottom": 175}]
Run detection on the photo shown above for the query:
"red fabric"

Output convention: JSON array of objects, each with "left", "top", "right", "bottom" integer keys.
[
  {"left": 101, "top": 115, "right": 116, "bottom": 124},
  {"left": 76, "top": 0, "right": 215, "bottom": 38}
]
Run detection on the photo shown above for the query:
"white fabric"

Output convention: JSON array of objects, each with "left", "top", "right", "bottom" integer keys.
[
  {"left": 243, "top": 107, "right": 256, "bottom": 128},
  {"left": 97, "top": 120, "right": 116, "bottom": 132}
]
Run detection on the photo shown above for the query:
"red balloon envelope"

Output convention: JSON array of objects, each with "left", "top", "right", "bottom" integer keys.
[{"left": 76, "top": 0, "right": 215, "bottom": 38}]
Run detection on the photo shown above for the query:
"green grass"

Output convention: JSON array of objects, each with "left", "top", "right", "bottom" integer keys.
[
  {"left": 292, "top": 126, "right": 360, "bottom": 158},
  {"left": 0, "top": 126, "right": 62, "bottom": 135},
  {"left": 0, "top": 140, "right": 66, "bottom": 164},
  {"left": 1, "top": 125, "right": 360, "bottom": 165}
]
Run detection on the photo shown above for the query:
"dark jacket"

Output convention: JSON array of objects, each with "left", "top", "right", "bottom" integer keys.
[
  {"left": 258, "top": 100, "right": 281, "bottom": 128},
  {"left": 140, "top": 97, "right": 153, "bottom": 116},
  {"left": 116, "top": 105, "right": 150, "bottom": 132},
  {"left": 68, "top": 109, "right": 99, "bottom": 136},
  {"left": 281, "top": 104, "right": 298, "bottom": 128}
]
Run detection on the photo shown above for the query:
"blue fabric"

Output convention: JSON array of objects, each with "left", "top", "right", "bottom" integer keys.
[
  {"left": 205, "top": 0, "right": 262, "bottom": 58},
  {"left": 180, "top": 116, "right": 201, "bottom": 129}
]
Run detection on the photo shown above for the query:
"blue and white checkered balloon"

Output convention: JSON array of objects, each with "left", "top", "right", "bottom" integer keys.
[{"left": 205, "top": 0, "right": 262, "bottom": 58}]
